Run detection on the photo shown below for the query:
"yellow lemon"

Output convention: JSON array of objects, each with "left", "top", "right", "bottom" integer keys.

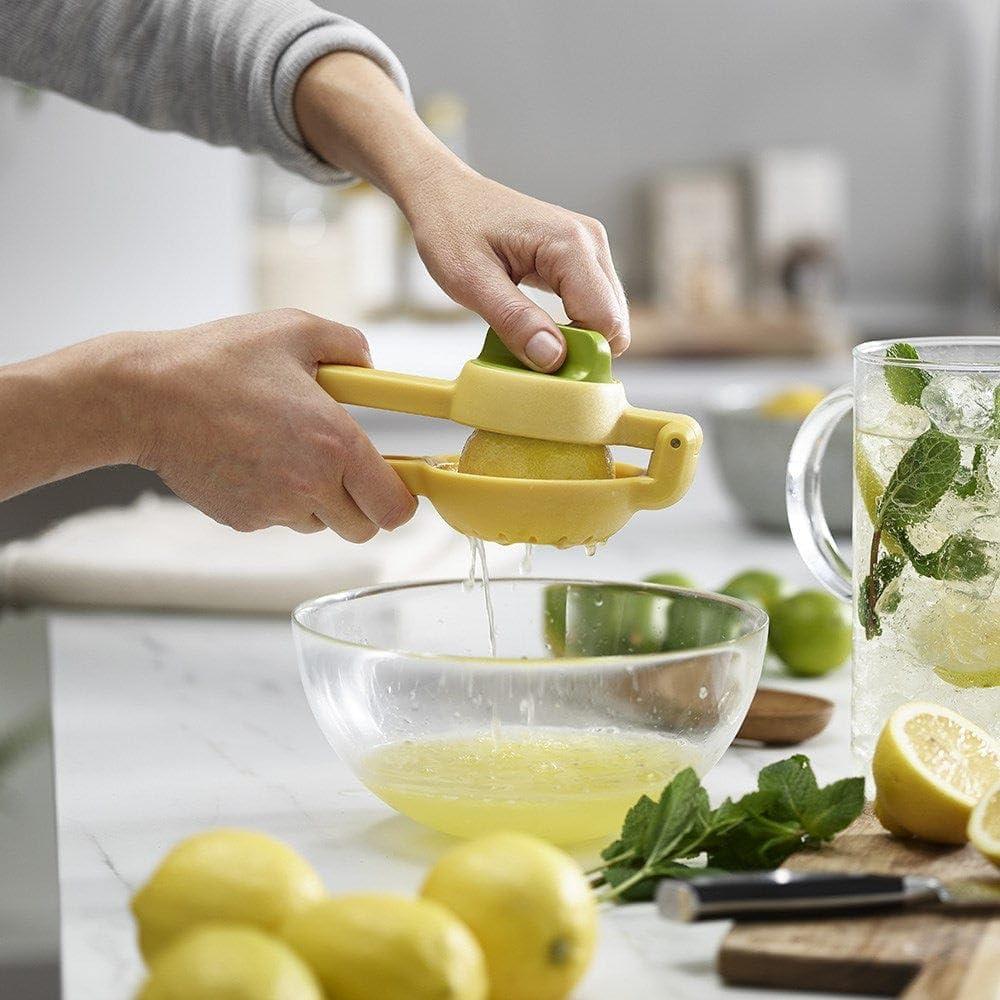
[
  {"left": 872, "top": 702, "right": 1000, "bottom": 844},
  {"left": 758, "top": 385, "right": 827, "bottom": 420},
  {"left": 421, "top": 832, "right": 597, "bottom": 1000},
  {"left": 131, "top": 829, "right": 325, "bottom": 962},
  {"left": 280, "top": 894, "right": 487, "bottom": 1000},
  {"left": 854, "top": 441, "right": 904, "bottom": 558},
  {"left": 136, "top": 925, "right": 322, "bottom": 1000},
  {"left": 968, "top": 778, "right": 1000, "bottom": 868},
  {"left": 458, "top": 430, "right": 614, "bottom": 481}
]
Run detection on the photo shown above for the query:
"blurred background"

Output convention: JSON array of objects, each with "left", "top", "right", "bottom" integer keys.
[{"left": 1, "top": 4, "right": 999, "bottom": 993}]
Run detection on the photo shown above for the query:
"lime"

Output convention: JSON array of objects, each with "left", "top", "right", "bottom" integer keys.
[
  {"left": 458, "top": 430, "right": 613, "bottom": 481},
  {"left": 137, "top": 925, "right": 323, "bottom": 1000},
  {"left": 644, "top": 572, "right": 697, "bottom": 589},
  {"left": 421, "top": 832, "right": 597, "bottom": 1000},
  {"left": 758, "top": 385, "right": 827, "bottom": 420},
  {"left": 768, "top": 591, "right": 851, "bottom": 677},
  {"left": 543, "top": 584, "right": 667, "bottom": 656},
  {"left": 281, "top": 894, "right": 487, "bottom": 1000},
  {"left": 872, "top": 702, "right": 1000, "bottom": 844},
  {"left": 131, "top": 829, "right": 325, "bottom": 962},
  {"left": 719, "top": 570, "right": 785, "bottom": 611},
  {"left": 911, "top": 595, "right": 1000, "bottom": 689}
]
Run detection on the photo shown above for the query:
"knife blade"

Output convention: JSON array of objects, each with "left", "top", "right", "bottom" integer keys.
[{"left": 656, "top": 869, "right": 1000, "bottom": 922}]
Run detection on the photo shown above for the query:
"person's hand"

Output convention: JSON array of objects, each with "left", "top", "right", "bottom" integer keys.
[
  {"left": 293, "top": 53, "right": 628, "bottom": 372},
  {"left": 402, "top": 166, "right": 629, "bottom": 372},
  {"left": 126, "top": 310, "right": 417, "bottom": 540}
]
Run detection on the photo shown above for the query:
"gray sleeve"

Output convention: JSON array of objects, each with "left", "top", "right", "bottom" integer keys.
[{"left": 0, "top": 0, "right": 411, "bottom": 184}]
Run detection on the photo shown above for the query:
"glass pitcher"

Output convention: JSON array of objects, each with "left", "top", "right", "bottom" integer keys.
[{"left": 787, "top": 337, "right": 1000, "bottom": 764}]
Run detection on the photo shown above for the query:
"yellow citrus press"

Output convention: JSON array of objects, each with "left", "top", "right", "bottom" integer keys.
[{"left": 317, "top": 326, "right": 702, "bottom": 548}]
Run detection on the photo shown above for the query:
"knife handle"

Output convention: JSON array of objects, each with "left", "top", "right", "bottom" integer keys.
[{"left": 656, "top": 870, "right": 943, "bottom": 922}]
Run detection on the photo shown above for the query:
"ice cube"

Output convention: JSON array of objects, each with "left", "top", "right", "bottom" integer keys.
[{"left": 920, "top": 373, "right": 999, "bottom": 442}]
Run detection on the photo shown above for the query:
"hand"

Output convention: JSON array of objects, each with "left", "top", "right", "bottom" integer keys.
[
  {"left": 294, "top": 53, "right": 628, "bottom": 371},
  {"left": 401, "top": 165, "right": 628, "bottom": 371},
  {"left": 128, "top": 310, "right": 417, "bottom": 540}
]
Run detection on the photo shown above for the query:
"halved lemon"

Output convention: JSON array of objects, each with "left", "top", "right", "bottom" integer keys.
[
  {"left": 872, "top": 702, "right": 1000, "bottom": 844},
  {"left": 911, "top": 596, "right": 1000, "bottom": 689},
  {"left": 968, "top": 778, "right": 1000, "bottom": 868},
  {"left": 458, "top": 430, "right": 613, "bottom": 481}
]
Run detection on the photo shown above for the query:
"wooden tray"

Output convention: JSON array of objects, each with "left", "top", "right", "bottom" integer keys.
[{"left": 719, "top": 808, "right": 1000, "bottom": 998}]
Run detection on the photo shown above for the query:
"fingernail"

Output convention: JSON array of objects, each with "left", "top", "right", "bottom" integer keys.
[{"left": 524, "top": 331, "right": 563, "bottom": 370}]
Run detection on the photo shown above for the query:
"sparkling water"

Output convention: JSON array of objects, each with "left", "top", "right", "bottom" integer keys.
[{"left": 853, "top": 382, "right": 1000, "bottom": 763}]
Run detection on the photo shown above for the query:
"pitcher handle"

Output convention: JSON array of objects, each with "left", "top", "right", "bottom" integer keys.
[{"left": 786, "top": 386, "right": 853, "bottom": 601}]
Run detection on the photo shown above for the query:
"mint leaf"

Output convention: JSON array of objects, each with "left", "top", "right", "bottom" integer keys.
[
  {"left": 601, "top": 793, "right": 655, "bottom": 862},
  {"left": 884, "top": 342, "right": 931, "bottom": 405},
  {"left": 756, "top": 755, "right": 819, "bottom": 825},
  {"left": 954, "top": 445, "right": 992, "bottom": 500},
  {"left": 642, "top": 768, "right": 705, "bottom": 863},
  {"left": 877, "top": 429, "right": 961, "bottom": 529},
  {"left": 898, "top": 531, "right": 993, "bottom": 583},
  {"left": 595, "top": 756, "right": 865, "bottom": 903},
  {"left": 804, "top": 776, "right": 866, "bottom": 840}
]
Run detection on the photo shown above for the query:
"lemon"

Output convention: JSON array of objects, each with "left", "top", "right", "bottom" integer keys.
[
  {"left": 137, "top": 925, "right": 322, "bottom": 1000},
  {"left": 458, "top": 430, "right": 614, "bottom": 481},
  {"left": 768, "top": 591, "right": 851, "bottom": 677},
  {"left": 280, "top": 894, "right": 487, "bottom": 1000},
  {"left": 758, "top": 385, "right": 827, "bottom": 420},
  {"left": 854, "top": 441, "right": 903, "bottom": 557},
  {"left": 421, "top": 832, "right": 597, "bottom": 1000},
  {"left": 968, "top": 778, "right": 1000, "bottom": 868},
  {"left": 131, "top": 830, "right": 325, "bottom": 962},
  {"left": 871, "top": 702, "right": 1000, "bottom": 844}
]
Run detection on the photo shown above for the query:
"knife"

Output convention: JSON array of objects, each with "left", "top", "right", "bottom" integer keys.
[{"left": 656, "top": 869, "right": 1000, "bottom": 922}]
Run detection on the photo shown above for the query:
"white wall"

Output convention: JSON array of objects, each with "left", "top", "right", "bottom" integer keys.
[{"left": 0, "top": 85, "right": 253, "bottom": 365}]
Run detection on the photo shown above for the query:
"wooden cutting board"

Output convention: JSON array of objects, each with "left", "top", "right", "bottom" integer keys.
[{"left": 719, "top": 808, "right": 1000, "bottom": 998}]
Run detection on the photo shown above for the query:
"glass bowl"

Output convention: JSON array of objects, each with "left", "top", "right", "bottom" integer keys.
[{"left": 293, "top": 579, "right": 767, "bottom": 845}]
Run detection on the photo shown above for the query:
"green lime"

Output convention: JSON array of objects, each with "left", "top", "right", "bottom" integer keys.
[
  {"left": 662, "top": 595, "right": 744, "bottom": 652},
  {"left": 644, "top": 572, "right": 697, "bottom": 589},
  {"left": 543, "top": 584, "right": 667, "bottom": 656},
  {"left": 719, "top": 570, "right": 785, "bottom": 611},
  {"left": 769, "top": 591, "right": 851, "bottom": 677}
]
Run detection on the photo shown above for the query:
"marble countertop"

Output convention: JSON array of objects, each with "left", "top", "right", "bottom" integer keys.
[{"left": 50, "top": 438, "right": 860, "bottom": 999}]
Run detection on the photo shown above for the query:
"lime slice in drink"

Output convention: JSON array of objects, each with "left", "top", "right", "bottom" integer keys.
[{"left": 912, "top": 596, "right": 1000, "bottom": 688}]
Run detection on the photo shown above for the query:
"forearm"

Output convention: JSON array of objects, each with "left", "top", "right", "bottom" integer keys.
[
  {"left": 294, "top": 52, "right": 471, "bottom": 214},
  {"left": 0, "top": 0, "right": 409, "bottom": 184},
  {"left": 0, "top": 336, "right": 139, "bottom": 502}
]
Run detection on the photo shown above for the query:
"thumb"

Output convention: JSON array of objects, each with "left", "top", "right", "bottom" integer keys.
[{"left": 460, "top": 268, "right": 566, "bottom": 372}]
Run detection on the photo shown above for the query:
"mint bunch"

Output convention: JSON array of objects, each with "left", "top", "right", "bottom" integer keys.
[
  {"left": 590, "top": 757, "right": 864, "bottom": 903},
  {"left": 860, "top": 343, "right": 998, "bottom": 639}
]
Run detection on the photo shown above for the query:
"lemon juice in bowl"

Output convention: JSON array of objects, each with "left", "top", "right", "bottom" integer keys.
[
  {"left": 294, "top": 580, "right": 767, "bottom": 845},
  {"left": 360, "top": 727, "right": 700, "bottom": 845}
]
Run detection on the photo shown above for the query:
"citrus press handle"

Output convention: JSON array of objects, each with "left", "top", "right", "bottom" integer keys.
[
  {"left": 316, "top": 365, "right": 455, "bottom": 420},
  {"left": 615, "top": 407, "right": 703, "bottom": 510}
]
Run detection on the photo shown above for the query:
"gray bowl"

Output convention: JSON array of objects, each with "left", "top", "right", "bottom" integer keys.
[{"left": 708, "top": 388, "right": 852, "bottom": 534}]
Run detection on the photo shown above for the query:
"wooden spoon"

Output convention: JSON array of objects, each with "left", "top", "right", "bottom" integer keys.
[{"left": 735, "top": 687, "right": 834, "bottom": 746}]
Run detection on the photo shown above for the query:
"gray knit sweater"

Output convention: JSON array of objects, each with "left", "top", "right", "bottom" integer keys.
[{"left": 0, "top": 0, "right": 410, "bottom": 183}]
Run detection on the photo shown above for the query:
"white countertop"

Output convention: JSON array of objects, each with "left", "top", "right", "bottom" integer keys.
[{"left": 49, "top": 437, "right": 861, "bottom": 1000}]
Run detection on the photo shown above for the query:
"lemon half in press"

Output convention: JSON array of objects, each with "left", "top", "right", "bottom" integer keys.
[{"left": 458, "top": 430, "right": 614, "bottom": 481}]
